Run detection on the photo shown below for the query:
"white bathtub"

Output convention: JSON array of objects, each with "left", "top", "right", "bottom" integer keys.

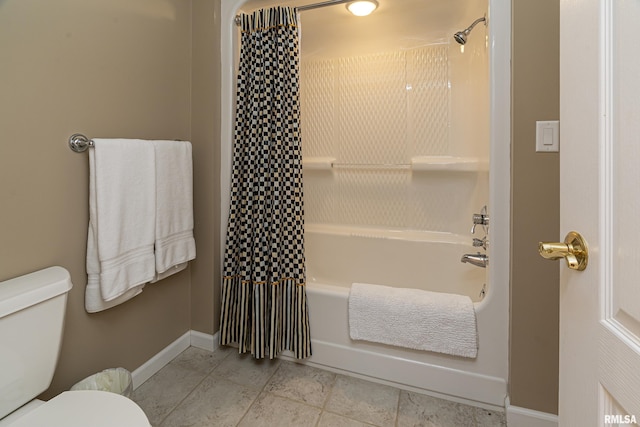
[
  {"left": 305, "top": 224, "right": 487, "bottom": 301},
  {"left": 283, "top": 224, "right": 507, "bottom": 408}
]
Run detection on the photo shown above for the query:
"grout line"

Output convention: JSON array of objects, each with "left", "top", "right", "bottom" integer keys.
[
  {"left": 233, "top": 356, "right": 284, "bottom": 426},
  {"left": 151, "top": 346, "right": 233, "bottom": 426},
  {"left": 144, "top": 346, "right": 500, "bottom": 427},
  {"left": 206, "top": 345, "right": 233, "bottom": 376},
  {"left": 321, "top": 371, "right": 339, "bottom": 411},
  {"left": 395, "top": 389, "right": 402, "bottom": 427},
  {"left": 315, "top": 369, "right": 340, "bottom": 426},
  {"left": 154, "top": 361, "right": 219, "bottom": 425},
  {"left": 319, "top": 373, "right": 386, "bottom": 427}
]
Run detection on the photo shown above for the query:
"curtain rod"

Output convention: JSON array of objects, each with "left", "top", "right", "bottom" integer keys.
[
  {"left": 296, "top": 0, "right": 351, "bottom": 12},
  {"left": 234, "top": 0, "right": 351, "bottom": 25}
]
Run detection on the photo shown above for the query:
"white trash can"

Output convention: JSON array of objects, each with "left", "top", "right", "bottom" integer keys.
[{"left": 70, "top": 367, "right": 133, "bottom": 398}]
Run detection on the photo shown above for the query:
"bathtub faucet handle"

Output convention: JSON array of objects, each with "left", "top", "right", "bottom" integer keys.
[
  {"left": 471, "top": 209, "right": 489, "bottom": 234},
  {"left": 472, "top": 236, "right": 488, "bottom": 250}
]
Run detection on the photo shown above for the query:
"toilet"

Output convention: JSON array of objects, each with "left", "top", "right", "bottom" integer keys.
[{"left": 0, "top": 266, "right": 150, "bottom": 426}]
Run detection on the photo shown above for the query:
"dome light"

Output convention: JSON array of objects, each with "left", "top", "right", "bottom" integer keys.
[{"left": 346, "top": 0, "right": 378, "bottom": 17}]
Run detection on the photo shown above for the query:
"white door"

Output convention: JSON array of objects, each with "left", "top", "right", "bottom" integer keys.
[{"left": 557, "top": 0, "right": 640, "bottom": 425}]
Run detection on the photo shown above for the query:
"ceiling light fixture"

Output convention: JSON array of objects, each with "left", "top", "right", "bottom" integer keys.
[{"left": 346, "top": 0, "right": 378, "bottom": 17}]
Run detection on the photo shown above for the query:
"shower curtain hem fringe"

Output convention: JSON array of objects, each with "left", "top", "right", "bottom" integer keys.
[{"left": 219, "top": 275, "right": 312, "bottom": 359}]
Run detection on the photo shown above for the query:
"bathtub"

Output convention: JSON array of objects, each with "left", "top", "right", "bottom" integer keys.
[
  {"left": 305, "top": 224, "right": 487, "bottom": 301},
  {"left": 285, "top": 224, "right": 507, "bottom": 408}
]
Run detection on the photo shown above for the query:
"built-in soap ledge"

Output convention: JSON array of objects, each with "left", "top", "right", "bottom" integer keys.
[
  {"left": 302, "top": 156, "right": 487, "bottom": 171},
  {"left": 302, "top": 157, "right": 336, "bottom": 170},
  {"left": 410, "top": 156, "right": 488, "bottom": 172}
]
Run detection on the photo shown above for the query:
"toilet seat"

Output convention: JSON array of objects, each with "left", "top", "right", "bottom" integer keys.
[{"left": 8, "top": 391, "right": 150, "bottom": 427}]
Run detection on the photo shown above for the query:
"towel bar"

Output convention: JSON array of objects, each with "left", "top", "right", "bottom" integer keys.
[
  {"left": 69, "top": 133, "right": 94, "bottom": 153},
  {"left": 69, "top": 135, "right": 185, "bottom": 152}
]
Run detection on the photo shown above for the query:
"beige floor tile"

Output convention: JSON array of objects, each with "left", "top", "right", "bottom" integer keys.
[
  {"left": 474, "top": 407, "right": 507, "bottom": 427},
  {"left": 160, "top": 376, "right": 260, "bottom": 427},
  {"left": 134, "top": 347, "right": 508, "bottom": 427},
  {"left": 318, "top": 411, "right": 375, "bottom": 427},
  {"left": 324, "top": 375, "right": 399, "bottom": 427},
  {"left": 238, "top": 392, "right": 321, "bottom": 427},
  {"left": 132, "top": 363, "right": 209, "bottom": 426},
  {"left": 169, "top": 345, "right": 232, "bottom": 375},
  {"left": 212, "top": 351, "right": 281, "bottom": 389},
  {"left": 264, "top": 361, "right": 336, "bottom": 408},
  {"left": 397, "top": 391, "right": 476, "bottom": 427}
]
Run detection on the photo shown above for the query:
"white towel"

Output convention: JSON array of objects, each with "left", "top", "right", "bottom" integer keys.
[
  {"left": 150, "top": 140, "right": 196, "bottom": 281},
  {"left": 85, "top": 139, "right": 156, "bottom": 313},
  {"left": 348, "top": 283, "right": 478, "bottom": 358}
]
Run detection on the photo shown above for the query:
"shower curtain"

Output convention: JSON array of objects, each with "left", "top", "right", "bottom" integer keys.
[{"left": 219, "top": 6, "right": 311, "bottom": 359}]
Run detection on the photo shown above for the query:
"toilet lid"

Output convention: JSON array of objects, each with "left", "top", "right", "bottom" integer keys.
[{"left": 9, "top": 391, "right": 150, "bottom": 427}]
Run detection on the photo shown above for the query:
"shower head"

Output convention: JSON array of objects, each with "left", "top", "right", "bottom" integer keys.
[
  {"left": 453, "top": 16, "right": 486, "bottom": 45},
  {"left": 453, "top": 30, "right": 468, "bottom": 45}
]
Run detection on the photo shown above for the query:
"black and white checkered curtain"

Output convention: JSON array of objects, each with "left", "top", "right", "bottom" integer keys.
[{"left": 220, "top": 7, "right": 311, "bottom": 359}]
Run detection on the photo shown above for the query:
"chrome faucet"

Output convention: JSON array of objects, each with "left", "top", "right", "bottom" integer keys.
[
  {"left": 461, "top": 253, "right": 488, "bottom": 268},
  {"left": 471, "top": 206, "right": 489, "bottom": 234},
  {"left": 472, "top": 236, "right": 488, "bottom": 250}
]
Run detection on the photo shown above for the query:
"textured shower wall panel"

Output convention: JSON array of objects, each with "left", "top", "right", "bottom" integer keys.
[
  {"left": 301, "top": 46, "right": 462, "bottom": 231},
  {"left": 300, "top": 59, "right": 337, "bottom": 225},
  {"left": 407, "top": 46, "right": 450, "bottom": 157},
  {"left": 300, "top": 59, "right": 335, "bottom": 159},
  {"left": 335, "top": 169, "right": 410, "bottom": 228},
  {"left": 301, "top": 170, "right": 335, "bottom": 225},
  {"left": 409, "top": 173, "right": 483, "bottom": 232},
  {"left": 337, "top": 52, "right": 407, "bottom": 165}
]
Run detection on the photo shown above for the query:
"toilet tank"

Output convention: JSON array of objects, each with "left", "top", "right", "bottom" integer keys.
[{"left": 0, "top": 266, "right": 73, "bottom": 420}]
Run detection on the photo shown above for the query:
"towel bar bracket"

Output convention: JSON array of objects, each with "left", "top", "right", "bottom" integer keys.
[{"left": 69, "top": 133, "right": 94, "bottom": 153}]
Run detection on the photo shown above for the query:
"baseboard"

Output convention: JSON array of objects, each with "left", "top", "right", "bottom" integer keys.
[
  {"left": 131, "top": 331, "right": 220, "bottom": 390},
  {"left": 131, "top": 330, "right": 218, "bottom": 389},
  {"left": 506, "top": 399, "right": 558, "bottom": 427},
  {"left": 131, "top": 331, "right": 191, "bottom": 389},
  {"left": 190, "top": 330, "right": 218, "bottom": 352}
]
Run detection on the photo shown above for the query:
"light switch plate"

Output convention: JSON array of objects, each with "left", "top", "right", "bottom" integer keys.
[{"left": 536, "top": 120, "right": 560, "bottom": 152}]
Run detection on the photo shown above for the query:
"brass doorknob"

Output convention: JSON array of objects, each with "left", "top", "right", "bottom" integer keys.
[{"left": 538, "top": 231, "right": 588, "bottom": 271}]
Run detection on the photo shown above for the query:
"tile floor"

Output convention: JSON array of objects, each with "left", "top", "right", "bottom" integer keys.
[{"left": 132, "top": 346, "right": 506, "bottom": 427}]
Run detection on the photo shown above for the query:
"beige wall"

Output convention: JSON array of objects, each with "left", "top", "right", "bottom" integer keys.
[
  {"left": 0, "top": 0, "right": 208, "bottom": 397},
  {"left": 510, "top": 0, "right": 560, "bottom": 415}
]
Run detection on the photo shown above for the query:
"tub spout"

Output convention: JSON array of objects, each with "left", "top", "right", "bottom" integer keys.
[{"left": 461, "top": 253, "right": 488, "bottom": 268}]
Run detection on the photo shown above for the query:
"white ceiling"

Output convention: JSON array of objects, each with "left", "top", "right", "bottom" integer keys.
[{"left": 239, "top": 0, "right": 486, "bottom": 58}]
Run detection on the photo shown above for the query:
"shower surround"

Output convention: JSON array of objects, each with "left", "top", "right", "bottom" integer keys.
[
  {"left": 221, "top": 0, "right": 511, "bottom": 409},
  {"left": 300, "top": 43, "right": 488, "bottom": 233}
]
